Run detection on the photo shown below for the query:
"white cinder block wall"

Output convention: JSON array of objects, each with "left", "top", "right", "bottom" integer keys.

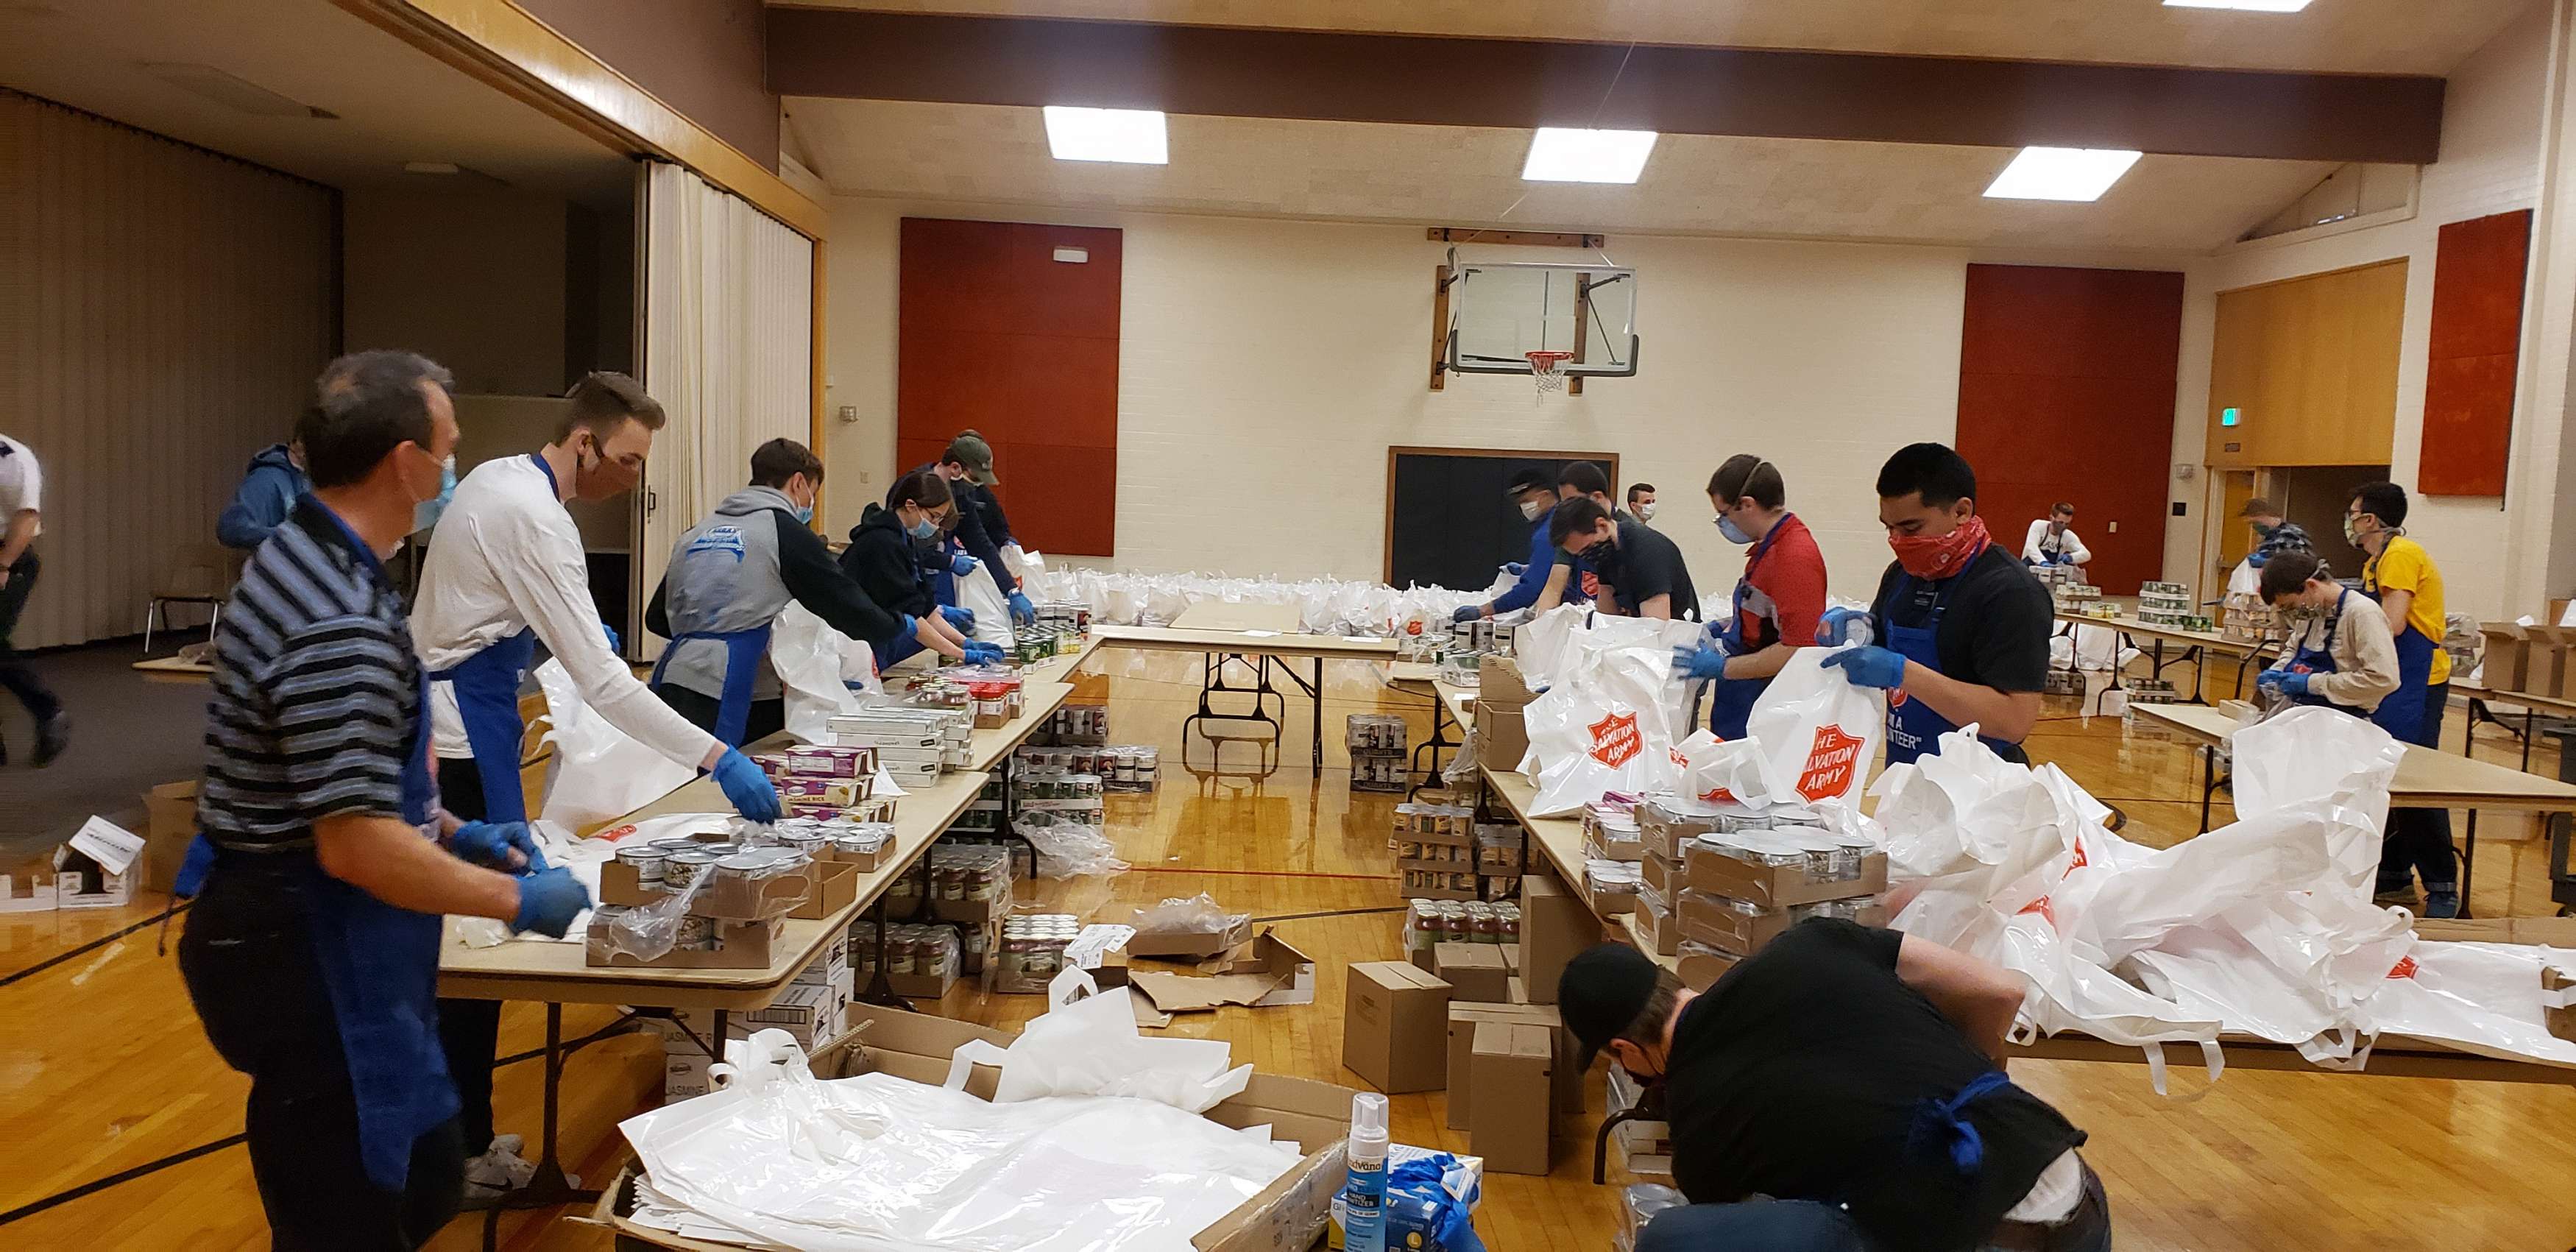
[
  {"left": 824, "top": 198, "right": 2212, "bottom": 604},
  {"left": 2173, "top": 0, "right": 2558, "bottom": 620}
]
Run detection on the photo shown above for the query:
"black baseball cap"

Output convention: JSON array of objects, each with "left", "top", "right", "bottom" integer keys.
[
  {"left": 1503, "top": 465, "right": 1554, "bottom": 498},
  {"left": 1558, "top": 943, "right": 1663, "bottom": 1071}
]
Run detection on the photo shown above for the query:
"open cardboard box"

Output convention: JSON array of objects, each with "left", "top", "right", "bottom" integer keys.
[
  {"left": 1130, "top": 930, "right": 1317, "bottom": 1015},
  {"left": 584, "top": 1002, "right": 1356, "bottom": 1252},
  {"left": 1127, "top": 910, "right": 1255, "bottom": 959}
]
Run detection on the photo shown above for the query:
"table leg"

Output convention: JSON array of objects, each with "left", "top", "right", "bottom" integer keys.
[
  {"left": 856, "top": 896, "right": 911, "bottom": 1011},
  {"left": 2198, "top": 744, "right": 2216, "bottom": 834},
  {"left": 478, "top": 1002, "right": 601, "bottom": 1251},
  {"left": 1314, "top": 657, "right": 1326, "bottom": 771},
  {"left": 2522, "top": 707, "right": 2537, "bottom": 773},
  {"left": 2460, "top": 811, "right": 2478, "bottom": 921}
]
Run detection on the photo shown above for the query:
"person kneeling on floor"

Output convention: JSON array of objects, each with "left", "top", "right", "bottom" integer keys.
[{"left": 1559, "top": 924, "right": 2110, "bottom": 1252}]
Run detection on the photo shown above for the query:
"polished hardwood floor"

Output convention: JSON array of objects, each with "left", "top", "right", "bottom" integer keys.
[{"left": 2, "top": 649, "right": 2570, "bottom": 1251}]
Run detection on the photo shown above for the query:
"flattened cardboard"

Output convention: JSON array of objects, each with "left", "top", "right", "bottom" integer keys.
[
  {"left": 1132, "top": 933, "right": 1317, "bottom": 1013},
  {"left": 1469, "top": 1021, "right": 1555, "bottom": 1175},
  {"left": 1127, "top": 910, "right": 1254, "bottom": 958},
  {"left": 1682, "top": 842, "right": 1888, "bottom": 908},
  {"left": 1343, "top": 961, "right": 1451, "bottom": 1094},
  {"left": 1519, "top": 869, "right": 1597, "bottom": 1006},
  {"left": 1434, "top": 942, "right": 1510, "bottom": 1003}
]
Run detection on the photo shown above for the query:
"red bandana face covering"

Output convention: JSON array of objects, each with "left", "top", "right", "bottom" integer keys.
[{"left": 1889, "top": 514, "right": 1989, "bottom": 580}]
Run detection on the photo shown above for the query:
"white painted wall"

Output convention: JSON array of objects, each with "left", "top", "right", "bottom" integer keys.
[
  {"left": 821, "top": 197, "right": 2204, "bottom": 602},
  {"left": 2174, "top": 0, "right": 2559, "bottom": 620}
]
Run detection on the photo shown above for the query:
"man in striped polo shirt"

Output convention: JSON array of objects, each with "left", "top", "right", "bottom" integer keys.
[{"left": 179, "top": 351, "right": 590, "bottom": 1251}]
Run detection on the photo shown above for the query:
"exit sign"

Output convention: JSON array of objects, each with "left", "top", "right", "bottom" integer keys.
[{"left": 2221, "top": 406, "right": 2242, "bottom": 427}]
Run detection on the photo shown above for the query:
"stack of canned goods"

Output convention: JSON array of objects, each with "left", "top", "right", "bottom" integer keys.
[
  {"left": 854, "top": 924, "right": 960, "bottom": 980},
  {"left": 925, "top": 843, "right": 1010, "bottom": 905},
  {"left": 1035, "top": 600, "right": 1089, "bottom": 632},
  {"left": 1346, "top": 713, "right": 1408, "bottom": 752},
  {"left": 991, "top": 913, "right": 1081, "bottom": 991},
  {"left": 1694, "top": 828, "right": 1875, "bottom": 883},
  {"left": 1402, "top": 899, "right": 1522, "bottom": 959},
  {"left": 1041, "top": 705, "right": 1109, "bottom": 745},
  {"left": 1099, "top": 745, "right": 1159, "bottom": 791}
]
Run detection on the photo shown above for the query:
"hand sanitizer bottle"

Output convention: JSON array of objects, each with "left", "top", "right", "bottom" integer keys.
[{"left": 1342, "top": 1092, "right": 1389, "bottom": 1252}]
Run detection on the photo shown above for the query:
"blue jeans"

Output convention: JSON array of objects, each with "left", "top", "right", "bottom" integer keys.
[{"left": 1636, "top": 1165, "right": 2111, "bottom": 1252}]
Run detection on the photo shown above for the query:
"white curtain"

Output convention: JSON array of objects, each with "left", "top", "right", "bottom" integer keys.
[{"left": 639, "top": 161, "right": 815, "bottom": 626}]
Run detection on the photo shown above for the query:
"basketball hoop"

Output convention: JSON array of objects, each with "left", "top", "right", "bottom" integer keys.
[{"left": 1526, "top": 350, "right": 1574, "bottom": 397}]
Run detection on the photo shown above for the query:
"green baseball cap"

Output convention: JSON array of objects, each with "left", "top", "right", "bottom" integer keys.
[{"left": 944, "top": 432, "right": 998, "bottom": 487}]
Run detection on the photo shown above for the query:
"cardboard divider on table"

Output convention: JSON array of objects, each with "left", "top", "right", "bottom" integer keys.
[{"left": 588, "top": 1002, "right": 1359, "bottom": 1252}]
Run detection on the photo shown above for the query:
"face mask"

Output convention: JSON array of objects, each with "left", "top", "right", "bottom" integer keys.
[
  {"left": 907, "top": 512, "right": 940, "bottom": 541},
  {"left": 2252, "top": 522, "right": 2276, "bottom": 539},
  {"left": 411, "top": 453, "right": 456, "bottom": 533},
  {"left": 1889, "top": 513, "right": 1990, "bottom": 580},
  {"left": 2343, "top": 515, "right": 2366, "bottom": 546},
  {"left": 1519, "top": 498, "right": 1548, "bottom": 522},
  {"left": 1716, "top": 512, "right": 1752, "bottom": 545},
  {"left": 1576, "top": 534, "right": 1613, "bottom": 562},
  {"left": 1635, "top": 501, "right": 1657, "bottom": 523}
]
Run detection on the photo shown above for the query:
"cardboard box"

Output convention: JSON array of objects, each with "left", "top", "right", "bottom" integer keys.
[
  {"left": 1469, "top": 1022, "right": 1555, "bottom": 1175},
  {"left": 1677, "top": 891, "right": 1887, "bottom": 957},
  {"left": 883, "top": 967, "right": 958, "bottom": 1000},
  {"left": 1682, "top": 841, "right": 1888, "bottom": 908},
  {"left": 586, "top": 916, "right": 786, "bottom": 969},
  {"left": 1446, "top": 1002, "right": 1579, "bottom": 1129},
  {"left": 1474, "top": 701, "right": 1529, "bottom": 772},
  {"left": 1343, "top": 961, "right": 1451, "bottom": 1093},
  {"left": 1641, "top": 852, "right": 1680, "bottom": 902},
  {"left": 587, "top": 1005, "right": 1358, "bottom": 1252},
  {"left": 1478, "top": 654, "right": 1538, "bottom": 707},
  {"left": 2413, "top": 917, "right": 2576, "bottom": 947},
  {"left": 1519, "top": 870, "right": 1599, "bottom": 1005},
  {"left": 1434, "top": 942, "right": 1510, "bottom": 1003},
  {"left": 1501, "top": 945, "right": 1523, "bottom": 976},
  {"left": 53, "top": 818, "right": 142, "bottom": 910},
  {"left": 2546, "top": 966, "right": 2576, "bottom": 1046},
  {"left": 1631, "top": 897, "right": 1680, "bottom": 957},
  {"left": 0, "top": 866, "right": 55, "bottom": 913},
  {"left": 1676, "top": 942, "right": 1741, "bottom": 991},
  {"left": 790, "top": 859, "right": 860, "bottom": 920},
  {"left": 821, "top": 839, "right": 891, "bottom": 874},
  {"left": 141, "top": 780, "right": 200, "bottom": 894},
  {"left": 1130, "top": 932, "right": 1317, "bottom": 1014}
]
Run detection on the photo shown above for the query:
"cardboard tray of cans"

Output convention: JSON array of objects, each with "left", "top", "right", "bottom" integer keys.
[
  {"left": 1401, "top": 898, "right": 1521, "bottom": 970},
  {"left": 1675, "top": 890, "right": 1886, "bottom": 957},
  {"left": 1678, "top": 827, "right": 1886, "bottom": 908},
  {"left": 1582, "top": 801, "right": 1643, "bottom": 863}
]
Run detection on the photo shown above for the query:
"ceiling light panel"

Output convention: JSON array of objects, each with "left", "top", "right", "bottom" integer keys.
[
  {"left": 1984, "top": 146, "right": 2143, "bottom": 202},
  {"left": 1041, "top": 106, "right": 1168, "bottom": 164},
  {"left": 1521, "top": 128, "right": 1659, "bottom": 184},
  {"left": 2162, "top": 1, "right": 2313, "bottom": 12}
]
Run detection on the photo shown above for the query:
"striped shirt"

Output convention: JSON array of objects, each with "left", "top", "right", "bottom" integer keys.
[{"left": 199, "top": 498, "right": 420, "bottom": 852}]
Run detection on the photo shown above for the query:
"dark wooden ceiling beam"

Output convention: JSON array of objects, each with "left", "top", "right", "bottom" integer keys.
[{"left": 767, "top": 7, "right": 2444, "bottom": 166}]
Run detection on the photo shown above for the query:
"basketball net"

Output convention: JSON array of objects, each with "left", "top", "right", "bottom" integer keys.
[{"left": 1526, "top": 350, "right": 1574, "bottom": 402}]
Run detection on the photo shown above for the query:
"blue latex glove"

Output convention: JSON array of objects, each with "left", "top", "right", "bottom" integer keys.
[
  {"left": 1671, "top": 642, "right": 1730, "bottom": 682},
  {"left": 964, "top": 642, "right": 1006, "bottom": 665},
  {"left": 2056, "top": 552, "right": 2077, "bottom": 565},
  {"left": 2255, "top": 668, "right": 2286, "bottom": 694},
  {"left": 512, "top": 867, "right": 591, "bottom": 938},
  {"left": 950, "top": 553, "right": 980, "bottom": 576},
  {"left": 1822, "top": 645, "right": 1908, "bottom": 690},
  {"left": 1451, "top": 604, "right": 1483, "bottom": 624},
  {"left": 173, "top": 833, "right": 216, "bottom": 899},
  {"left": 712, "top": 748, "right": 782, "bottom": 822},
  {"left": 941, "top": 605, "right": 975, "bottom": 630},
  {"left": 450, "top": 820, "right": 545, "bottom": 872},
  {"left": 2279, "top": 672, "right": 2310, "bottom": 696},
  {"left": 602, "top": 620, "right": 620, "bottom": 652},
  {"left": 1503, "top": 562, "right": 1526, "bottom": 577},
  {"left": 1816, "top": 606, "right": 1870, "bottom": 647},
  {"left": 1008, "top": 592, "right": 1036, "bottom": 627}
]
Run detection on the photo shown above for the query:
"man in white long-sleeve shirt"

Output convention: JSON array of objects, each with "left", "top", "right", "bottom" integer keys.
[
  {"left": 2021, "top": 502, "right": 2092, "bottom": 570},
  {"left": 408, "top": 371, "right": 780, "bottom": 1201}
]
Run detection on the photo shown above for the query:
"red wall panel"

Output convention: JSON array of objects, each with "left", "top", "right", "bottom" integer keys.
[
  {"left": 2419, "top": 209, "right": 2531, "bottom": 497},
  {"left": 898, "top": 218, "right": 1122, "bottom": 555},
  {"left": 1954, "top": 264, "right": 2184, "bottom": 596}
]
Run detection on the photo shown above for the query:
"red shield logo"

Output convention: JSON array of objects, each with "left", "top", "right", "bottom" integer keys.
[
  {"left": 2387, "top": 956, "right": 2419, "bottom": 980},
  {"left": 2017, "top": 896, "right": 2057, "bottom": 928},
  {"left": 1795, "top": 725, "right": 1866, "bottom": 800},
  {"left": 1588, "top": 711, "right": 1643, "bottom": 768},
  {"left": 1699, "top": 785, "right": 1738, "bottom": 804},
  {"left": 1887, "top": 687, "right": 1910, "bottom": 709}
]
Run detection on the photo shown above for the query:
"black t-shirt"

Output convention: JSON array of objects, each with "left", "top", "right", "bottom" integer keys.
[
  {"left": 1596, "top": 520, "right": 1700, "bottom": 620},
  {"left": 1664, "top": 919, "right": 2084, "bottom": 1252},
  {"left": 1869, "top": 543, "right": 2051, "bottom": 757}
]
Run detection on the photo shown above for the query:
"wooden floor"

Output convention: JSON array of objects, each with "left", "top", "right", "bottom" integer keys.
[{"left": 4, "top": 649, "right": 2573, "bottom": 1251}]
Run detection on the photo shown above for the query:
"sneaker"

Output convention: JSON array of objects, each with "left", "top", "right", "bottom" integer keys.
[
  {"left": 33, "top": 712, "right": 67, "bottom": 768},
  {"left": 464, "top": 1138, "right": 537, "bottom": 1192},
  {"left": 2421, "top": 885, "right": 2460, "bottom": 920}
]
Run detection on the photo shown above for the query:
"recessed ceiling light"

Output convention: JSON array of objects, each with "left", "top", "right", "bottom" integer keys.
[
  {"left": 1521, "top": 128, "right": 1660, "bottom": 183},
  {"left": 1984, "top": 146, "right": 2143, "bottom": 202},
  {"left": 1041, "top": 106, "right": 1168, "bottom": 164},
  {"left": 2162, "top": 0, "right": 2313, "bottom": 12}
]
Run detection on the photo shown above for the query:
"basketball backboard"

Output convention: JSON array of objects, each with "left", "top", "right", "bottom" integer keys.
[{"left": 1440, "top": 258, "right": 1639, "bottom": 379}]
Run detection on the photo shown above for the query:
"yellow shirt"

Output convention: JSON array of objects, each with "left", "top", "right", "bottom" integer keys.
[{"left": 2362, "top": 534, "right": 2451, "bottom": 686}]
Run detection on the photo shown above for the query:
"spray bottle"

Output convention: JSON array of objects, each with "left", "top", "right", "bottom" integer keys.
[{"left": 1342, "top": 1092, "right": 1390, "bottom": 1252}]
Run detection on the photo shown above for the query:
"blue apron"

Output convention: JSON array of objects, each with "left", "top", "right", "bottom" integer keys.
[
  {"left": 2278, "top": 590, "right": 2374, "bottom": 718},
  {"left": 1707, "top": 515, "right": 1794, "bottom": 739},
  {"left": 229, "top": 504, "right": 457, "bottom": 1190},
  {"left": 427, "top": 453, "right": 566, "bottom": 824},
  {"left": 2363, "top": 580, "right": 2436, "bottom": 743},
  {"left": 651, "top": 625, "right": 774, "bottom": 747},
  {"left": 1880, "top": 548, "right": 2020, "bottom": 765}
]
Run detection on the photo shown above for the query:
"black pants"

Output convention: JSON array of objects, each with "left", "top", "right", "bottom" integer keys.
[
  {"left": 653, "top": 683, "right": 786, "bottom": 746},
  {"left": 0, "top": 550, "right": 62, "bottom": 724},
  {"left": 434, "top": 755, "right": 503, "bottom": 1152},
  {"left": 2380, "top": 682, "right": 2458, "bottom": 890},
  {"left": 180, "top": 858, "right": 464, "bottom": 1250}
]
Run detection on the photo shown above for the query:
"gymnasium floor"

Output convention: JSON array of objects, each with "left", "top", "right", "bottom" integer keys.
[{"left": 4, "top": 649, "right": 2572, "bottom": 1251}]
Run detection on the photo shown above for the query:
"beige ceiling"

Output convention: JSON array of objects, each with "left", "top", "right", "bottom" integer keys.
[
  {"left": 786, "top": 97, "right": 2335, "bottom": 252},
  {"left": 777, "top": 0, "right": 2535, "bottom": 77},
  {"left": 0, "top": 0, "right": 632, "bottom": 202}
]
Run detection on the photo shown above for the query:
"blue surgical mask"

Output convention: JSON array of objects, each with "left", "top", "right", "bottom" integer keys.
[
  {"left": 413, "top": 455, "right": 457, "bottom": 533},
  {"left": 908, "top": 514, "right": 939, "bottom": 541},
  {"left": 793, "top": 504, "right": 815, "bottom": 526},
  {"left": 1716, "top": 513, "right": 1753, "bottom": 545}
]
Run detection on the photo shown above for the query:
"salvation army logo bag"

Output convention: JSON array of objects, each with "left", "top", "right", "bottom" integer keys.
[{"left": 1746, "top": 645, "right": 1886, "bottom": 807}]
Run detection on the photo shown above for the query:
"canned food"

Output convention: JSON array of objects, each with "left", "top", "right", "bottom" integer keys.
[{"left": 615, "top": 845, "right": 670, "bottom": 886}]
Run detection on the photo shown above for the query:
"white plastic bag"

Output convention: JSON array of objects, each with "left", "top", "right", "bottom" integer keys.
[
  {"left": 1670, "top": 729, "right": 1791, "bottom": 809},
  {"left": 535, "top": 658, "right": 696, "bottom": 830},
  {"left": 769, "top": 603, "right": 869, "bottom": 744},
  {"left": 949, "top": 967, "right": 1253, "bottom": 1112},
  {"left": 955, "top": 559, "right": 1016, "bottom": 647},
  {"left": 1744, "top": 645, "right": 1884, "bottom": 806},
  {"left": 1012, "top": 817, "right": 1129, "bottom": 879},
  {"left": 1518, "top": 618, "right": 1684, "bottom": 815}
]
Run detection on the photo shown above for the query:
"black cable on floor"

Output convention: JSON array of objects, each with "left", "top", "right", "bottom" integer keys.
[{"left": 0, "top": 902, "right": 188, "bottom": 989}]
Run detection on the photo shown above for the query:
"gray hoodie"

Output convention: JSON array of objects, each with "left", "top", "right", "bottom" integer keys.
[{"left": 648, "top": 486, "right": 905, "bottom": 701}]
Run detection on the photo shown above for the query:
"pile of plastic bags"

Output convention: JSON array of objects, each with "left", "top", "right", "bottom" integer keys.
[
  {"left": 1019, "top": 567, "right": 1493, "bottom": 636},
  {"left": 1878, "top": 706, "right": 2576, "bottom": 1087},
  {"left": 620, "top": 969, "right": 1301, "bottom": 1251}
]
